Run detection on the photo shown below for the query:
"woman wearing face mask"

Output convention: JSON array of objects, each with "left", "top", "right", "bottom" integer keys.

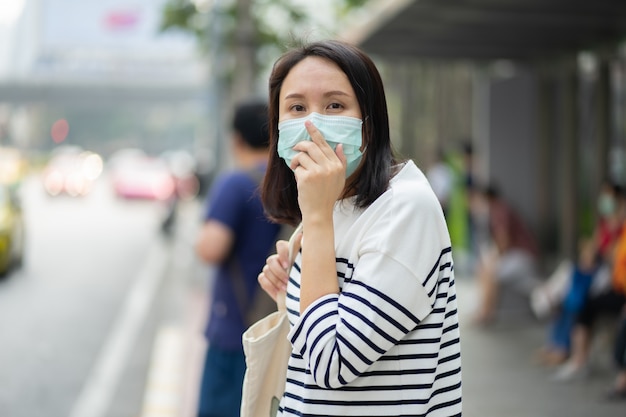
[
  {"left": 594, "top": 181, "right": 624, "bottom": 265},
  {"left": 257, "top": 40, "right": 462, "bottom": 416},
  {"left": 531, "top": 180, "right": 624, "bottom": 322},
  {"left": 554, "top": 182, "right": 626, "bottom": 381}
]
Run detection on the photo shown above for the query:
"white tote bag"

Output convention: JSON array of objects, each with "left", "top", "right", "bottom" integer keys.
[{"left": 240, "top": 224, "right": 302, "bottom": 417}]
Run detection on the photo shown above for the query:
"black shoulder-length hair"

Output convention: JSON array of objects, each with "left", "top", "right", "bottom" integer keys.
[{"left": 262, "top": 39, "right": 399, "bottom": 226}]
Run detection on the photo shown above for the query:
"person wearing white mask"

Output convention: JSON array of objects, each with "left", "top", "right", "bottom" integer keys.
[
  {"left": 531, "top": 180, "right": 624, "bottom": 320},
  {"left": 256, "top": 40, "right": 462, "bottom": 417}
]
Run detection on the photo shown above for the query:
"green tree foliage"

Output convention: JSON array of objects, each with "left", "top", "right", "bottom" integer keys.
[
  {"left": 160, "top": 0, "right": 370, "bottom": 94},
  {"left": 160, "top": 0, "right": 307, "bottom": 56}
]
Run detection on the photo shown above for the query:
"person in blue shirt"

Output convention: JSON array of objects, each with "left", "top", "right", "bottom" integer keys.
[
  {"left": 535, "top": 238, "right": 598, "bottom": 366},
  {"left": 194, "top": 99, "right": 281, "bottom": 417}
]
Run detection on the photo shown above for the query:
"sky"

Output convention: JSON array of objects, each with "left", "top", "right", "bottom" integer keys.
[
  {"left": 0, "top": 0, "right": 202, "bottom": 80},
  {"left": 0, "top": 0, "right": 26, "bottom": 26},
  {"left": 0, "top": 0, "right": 365, "bottom": 80},
  {"left": 0, "top": 0, "right": 26, "bottom": 77}
]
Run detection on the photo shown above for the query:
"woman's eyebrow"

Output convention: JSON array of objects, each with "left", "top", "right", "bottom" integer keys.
[
  {"left": 283, "top": 93, "right": 304, "bottom": 100},
  {"left": 324, "top": 90, "right": 350, "bottom": 97},
  {"left": 283, "top": 91, "right": 351, "bottom": 100}
]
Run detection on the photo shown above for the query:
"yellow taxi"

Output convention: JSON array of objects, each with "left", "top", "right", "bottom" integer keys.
[{"left": 0, "top": 183, "right": 24, "bottom": 276}]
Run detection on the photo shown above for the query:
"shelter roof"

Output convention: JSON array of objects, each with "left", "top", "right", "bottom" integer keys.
[{"left": 343, "top": 0, "right": 626, "bottom": 60}]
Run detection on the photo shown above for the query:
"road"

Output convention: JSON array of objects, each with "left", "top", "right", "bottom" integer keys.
[{"left": 0, "top": 173, "right": 205, "bottom": 417}]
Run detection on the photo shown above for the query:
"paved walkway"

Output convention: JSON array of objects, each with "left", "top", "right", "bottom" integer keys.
[
  {"left": 455, "top": 276, "right": 623, "bottom": 417},
  {"left": 171, "top": 275, "right": 625, "bottom": 417},
  {"left": 145, "top": 201, "right": 625, "bottom": 416}
]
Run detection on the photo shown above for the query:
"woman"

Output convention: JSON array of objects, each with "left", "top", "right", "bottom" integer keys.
[
  {"left": 258, "top": 40, "right": 462, "bottom": 416},
  {"left": 531, "top": 180, "right": 623, "bottom": 320}
]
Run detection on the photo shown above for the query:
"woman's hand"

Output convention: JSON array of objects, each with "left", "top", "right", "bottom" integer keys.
[
  {"left": 290, "top": 120, "right": 347, "bottom": 222},
  {"left": 289, "top": 121, "right": 343, "bottom": 312},
  {"left": 258, "top": 239, "right": 291, "bottom": 302}
]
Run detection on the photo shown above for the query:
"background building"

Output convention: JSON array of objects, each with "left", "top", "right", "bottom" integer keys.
[{"left": 0, "top": 0, "right": 209, "bottom": 159}]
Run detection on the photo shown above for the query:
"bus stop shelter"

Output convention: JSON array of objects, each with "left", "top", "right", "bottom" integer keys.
[
  {"left": 348, "top": 0, "right": 626, "bottom": 61},
  {"left": 345, "top": 0, "right": 626, "bottom": 261}
]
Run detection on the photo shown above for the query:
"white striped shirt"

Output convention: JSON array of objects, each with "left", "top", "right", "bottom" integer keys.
[{"left": 280, "top": 161, "right": 462, "bottom": 417}]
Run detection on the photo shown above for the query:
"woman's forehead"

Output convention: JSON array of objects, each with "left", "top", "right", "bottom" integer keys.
[{"left": 280, "top": 57, "right": 352, "bottom": 97}]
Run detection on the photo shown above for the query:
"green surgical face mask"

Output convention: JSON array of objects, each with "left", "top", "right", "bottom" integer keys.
[
  {"left": 277, "top": 113, "right": 364, "bottom": 178},
  {"left": 598, "top": 194, "right": 616, "bottom": 216}
]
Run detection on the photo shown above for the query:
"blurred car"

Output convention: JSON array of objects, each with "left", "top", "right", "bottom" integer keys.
[
  {"left": 0, "top": 184, "right": 24, "bottom": 276},
  {"left": 108, "top": 149, "right": 176, "bottom": 201},
  {"left": 160, "top": 149, "right": 200, "bottom": 201},
  {"left": 42, "top": 147, "right": 104, "bottom": 197}
]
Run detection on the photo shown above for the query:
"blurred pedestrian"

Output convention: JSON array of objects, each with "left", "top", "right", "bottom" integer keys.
[
  {"left": 426, "top": 146, "right": 454, "bottom": 217},
  {"left": 471, "top": 183, "right": 540, "bottom": 325},
  {"left": 194, "top": 99, "right": 281, "bottom": 417},
  {"left": 535, "top": 238, "right": 599, "bottom": 366},
  {"left": 257, "top": 39, "right": 462, "bottom": 417},
  {"left": 554, "top": 218, "right": 626, "bottom": 381},
  {"left": 606, "top": 308, "right": 626, "bottom": 400},
  {"left": 455, "top": 141, "right": 482, "bottom": 272},
  {"left": 461, "top": 142, "right": 476, "bottom": 251},
  {"left": 531, "top": 180, "right": 624, "bottom": 318}
]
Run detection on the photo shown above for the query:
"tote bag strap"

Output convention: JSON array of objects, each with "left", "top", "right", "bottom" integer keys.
[{"left": 277, "top": 223, "right": 302, "bottom": 312}]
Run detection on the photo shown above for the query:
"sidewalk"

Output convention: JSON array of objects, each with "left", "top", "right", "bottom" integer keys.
[
  {"left": 166, "top": 272, "right": 625, "bottom": 417},
  {"left": 146, "top": 200, "right": 625, "bottom": 417},
  {"left": 455, "top": 276, "right": 623, "bottom": 417}
]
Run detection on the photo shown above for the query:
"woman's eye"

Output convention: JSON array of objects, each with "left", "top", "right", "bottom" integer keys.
[
  {"left": 291, "top": 104, "right": 305, "bottom": 112},
  {"left": 328, "top": 103, "right": 343, "bottom": 110}
]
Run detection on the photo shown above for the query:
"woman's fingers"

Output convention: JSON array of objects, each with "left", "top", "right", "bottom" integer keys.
[
  {"left": 290, "top": 121, "right": 339, "bottom": 165},
  {"left": 335, "top": 143, "right": 347, "bottom": 167},
  {"left": 305, "top": 120, "right": 336, "bottom": 158},
  {"left": 258, "top": 269, "right": 280, "bottom": 301},
  {"left": 257, "top": 239, "right": 292, "bottom": 300},
  {"left": 276, "top": 239, "right": 290, "bottom": 269},
  {"left": 288, "top": 120, "right": 347, "bottom": 213}
]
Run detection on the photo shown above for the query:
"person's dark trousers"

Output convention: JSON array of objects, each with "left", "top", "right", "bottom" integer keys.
[
  {"left": 615, "top": 317, "right": 626, "bottom": 369},
  {"left": 197, "top": 344, "right": 247, "bottom": 417},
  {"left": 577, "top": 290, "right": 626, "bottom": 327}
]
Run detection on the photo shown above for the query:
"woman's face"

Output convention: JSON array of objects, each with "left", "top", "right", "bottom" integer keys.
[{"left": 278, "top": 56, "right": 362, "bottom": 123}]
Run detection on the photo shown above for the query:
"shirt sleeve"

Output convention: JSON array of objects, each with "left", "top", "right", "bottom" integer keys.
[
  {"left": 204, "top": 173, "right": 250, "bottom": 230},
  {"left": 288, "top": 180, "right": 452, "bottom": 388}
]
